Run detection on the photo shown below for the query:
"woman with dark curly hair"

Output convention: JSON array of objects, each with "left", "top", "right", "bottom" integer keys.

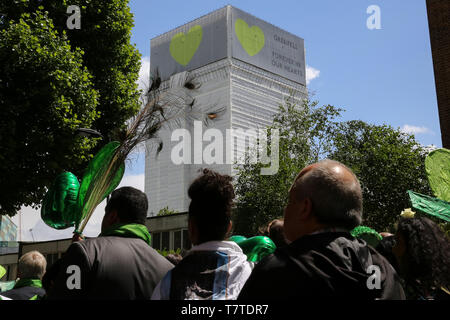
[
  {"left": 392, "top": 217, "right": 450, "bottom": 300},
  {"left": 151, "top": 169, "right": 253, "bottom": 300}
]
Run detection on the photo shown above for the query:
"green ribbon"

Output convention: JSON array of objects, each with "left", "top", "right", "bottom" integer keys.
[
  {"left": 14, "top": 278, "right": 43, "bottom": 289},
  {"left": 99, "top": 223, "right": 151, "bottom": 246}
]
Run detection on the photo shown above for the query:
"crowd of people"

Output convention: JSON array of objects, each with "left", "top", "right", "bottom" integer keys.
[{"left": 1, "top": 160, "right": 449, "bottom": 300}]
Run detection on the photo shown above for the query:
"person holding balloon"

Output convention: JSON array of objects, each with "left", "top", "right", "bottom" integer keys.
[{"left": 47, "top": 187, "right": 173, "bottom": 299}]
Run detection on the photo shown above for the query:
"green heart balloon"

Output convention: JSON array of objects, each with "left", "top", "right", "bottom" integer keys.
[
  {"left": 0, "top": 265, "right": 6, "bottom": 279},
  {"left": 76, "top": 141, "right": 125, "bottom": 227},
  {"left": 235, "top": 18, "right": 265, "bottom": 56},
  {"left": 229, "top": 235, "right": 276, "bottom": 262},
  {"left": 170, "top": 25, "right": 203, "bottom": 66},
  {"left": 425, "top": 148, "right": 450, "bottom": 202},
  {"left": 41, "top": 172, "right": 80, "bottom": 229},
  {"left": 351, "top": 226, "right": 382, "bottom": 247}
]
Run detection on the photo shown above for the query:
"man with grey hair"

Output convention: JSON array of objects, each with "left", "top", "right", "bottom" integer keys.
[
  {"left": 1, "top": 251, "right": 47, "bottom": 300},
  {"left": 238, "top": 160, "right": 405, "bottom": 299}
]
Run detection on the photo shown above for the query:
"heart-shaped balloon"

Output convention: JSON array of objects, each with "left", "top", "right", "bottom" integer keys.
[
  {"left": 350, "top": 225, "right": 382, "bottom": 247},
  {"left": 229, "top": 235, "right": 276, "bottom": 262},
  {"left": 41, "top": 172, "right": 80, "bottom": 229}
]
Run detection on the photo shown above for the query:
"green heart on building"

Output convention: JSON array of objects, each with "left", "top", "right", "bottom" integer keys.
[
  {"left": 235, "top": 18, "right": 265, "bottom": 56},
  {"left": 170, "top": 25, "right": 203, "bottom": 66}
]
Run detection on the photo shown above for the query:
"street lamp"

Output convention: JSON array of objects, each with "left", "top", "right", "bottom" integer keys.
[{"left": 75, "top": 128, "right": 103, "bottom": 139}]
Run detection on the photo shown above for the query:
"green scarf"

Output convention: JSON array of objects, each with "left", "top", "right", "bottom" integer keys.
[
  {"left": 99, "top": 223, "right": 151, "bottom": 246},
  {"left": 14, "top": 278, "right": 43, "bottom": 289}
]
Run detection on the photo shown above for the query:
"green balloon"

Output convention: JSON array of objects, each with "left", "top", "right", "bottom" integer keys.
[
  {"left": 230, "top": 235, "right": 276, "bottom": 262},
  {"left": 229, "top": 235, "right": 247, "bottom": 244},
  {"left": 41, "top": 172, "right": 80, "bottom": 229},
  {"left": 76, "top": 141, "right": 125, "bottom": 227},
  {"left": 426, "top": 148, "right": 450, "bottom": 202},
  {"left": 351, "top": 226, "right": 382, "bottom": 247}
]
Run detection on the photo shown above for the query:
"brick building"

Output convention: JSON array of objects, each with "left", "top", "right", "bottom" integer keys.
[{"left": 426, "top": 0, "right": 450, "bottom": 148}]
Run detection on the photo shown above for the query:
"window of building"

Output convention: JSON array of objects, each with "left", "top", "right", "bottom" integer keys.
[
  {"left": 183, "top": 229, "right": 191, "bottom": 250},
  {"left": 161, "top": 231, "right": 170, "bottom": 251},
  {"left": 173, "top": 230, "right": 182, "bottom": 250},
  {"left": 152, "top": 232, "right": 161, "bottom": 250}
]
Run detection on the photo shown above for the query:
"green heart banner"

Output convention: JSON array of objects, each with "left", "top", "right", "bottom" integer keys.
[
  {"left": 235, "top": 18, "right": 265, "bottom": 56},
  {"left": 170, "top": 25, "right": 203, "bottom": 66},
  {"left": 0, "top": 265, "right": 6, "bottom": 280},
  {"left": 425, "top": 148, "right": 450, "bottom": 202},
  {"left": 407, "top": 190, "right": 450, "bottom": 222}
]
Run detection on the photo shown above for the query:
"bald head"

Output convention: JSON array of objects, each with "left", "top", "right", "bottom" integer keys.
[{"left": 290, "top": 159, "right": 362, "bottom": 230}]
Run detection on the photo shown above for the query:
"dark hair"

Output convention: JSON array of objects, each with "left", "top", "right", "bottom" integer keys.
[
  {"left": 188, "top": 169, "right": 235, "bottom": 243},
  {"left": 375, "top": 235, "right": 399, "bottom": 272},
  {"left": 105, "top": 186, "right": 148, "bottom": 225},
  {"left": 396, "top": 217, "right": 450, "bottom": 294}
]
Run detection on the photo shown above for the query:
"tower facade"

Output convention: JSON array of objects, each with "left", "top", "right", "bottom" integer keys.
[{"left": 145, "top": 6, "right": 307, "bottom": 215}]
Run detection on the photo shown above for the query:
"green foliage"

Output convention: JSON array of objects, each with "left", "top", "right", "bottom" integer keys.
[
  {"left": 0, "top": 0, "right": 142, "bottom": 215},
  {"left": 1, "top": 0, "right": 142, "bottom": 140},
  {"left": 233, "top": 98, "right": 342, "bottom": 236},
  {"left": 330, "top": 120, "right": 432, "bottom": 231},
  {"left": 157, "top": 206, "right": 179, "bottom": 217},
  {"left": 0, "top": 10, "right": 99, "bottom": 215},
  {"left": 439, "top": 222, "right": 450, "bottom": 239},
  {"left": 156, "top": 248, "right": 181, "bottom": 257},
  {"left": 233, "top": 97, "right": 432, "bottom": 235}
]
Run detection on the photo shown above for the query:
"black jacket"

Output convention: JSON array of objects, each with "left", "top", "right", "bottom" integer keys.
[
  {"left": 48, "top": 236, "right": 174, "bottom": 299},
  {"left": 238, "top": 232, "right": 405, "bottom": 300},
  {"left": 1, "top": 284, "right": 45, "bottom": 300}
]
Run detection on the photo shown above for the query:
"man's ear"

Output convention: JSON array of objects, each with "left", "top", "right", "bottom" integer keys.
[
  {"left": 104, "top": 210, "right": 120, "bottom": 226},
  {"left": 299, "top": 197, "right": 313, "bottom": 221}
]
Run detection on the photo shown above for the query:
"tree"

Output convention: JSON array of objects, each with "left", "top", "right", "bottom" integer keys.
[
  {"left": 233, "top": 97, "right": 433, "bottom": 236},
  {"left": 232, "top": 98, "right": 342, "bottom": 236},
  {"left": 0, "top": 10, "right": 99, "bottom": 216},
  {"left": 1, "top": 0, "right": 142, "bottom": 140},
  {"left": 157, "top": 207, "right": 179, "bottom": 217},
  {"left": 330, "top": 120, "right": 432, "bottom": 231},
  {"left": 0, "top": 0, "right": 142, "bottom": 216}
]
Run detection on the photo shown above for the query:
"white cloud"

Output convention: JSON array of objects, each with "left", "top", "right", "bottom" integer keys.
[
  {"left": 13, "top": 173, "right": 146, "bottom": 242},
  {"left": 306, "top": 65, "right": 320, "bottom": 85},
  {"left": 137, "top": 56, "right": 150, "bottom": 92},
  {"left": 400, "top": 124, "right": 433, "bottom": 135}
]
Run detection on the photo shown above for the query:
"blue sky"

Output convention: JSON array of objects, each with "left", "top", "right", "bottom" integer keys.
[{"left": 14, "top": 0, "right": 443, "bottom": 241}]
